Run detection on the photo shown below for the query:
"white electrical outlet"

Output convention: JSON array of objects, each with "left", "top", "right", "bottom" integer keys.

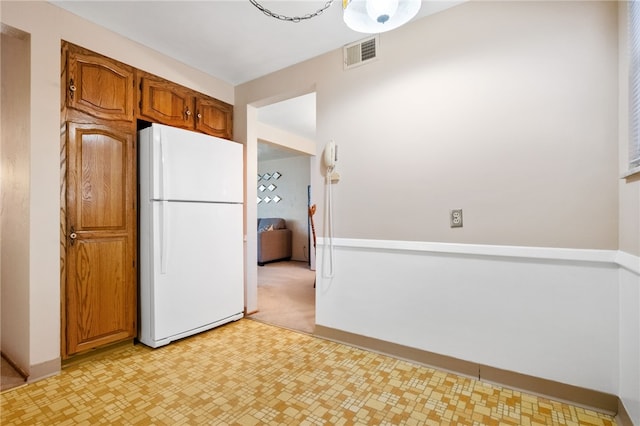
[{"left": 450, "top": 209, "right": 463, "bottom": 228}]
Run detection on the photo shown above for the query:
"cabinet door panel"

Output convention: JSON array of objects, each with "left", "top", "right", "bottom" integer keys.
[
  {"left": 66, "top": 47, "right": 134, "bottom": 121},
  {"left": 65, "top": 122, "right": 136, "bottom": 356},
  {"left": 195, "top": 97, "right": 233, "bottom": 140},
  {"left": 139, "top": 74, "right": 195, "bottom": 129}
]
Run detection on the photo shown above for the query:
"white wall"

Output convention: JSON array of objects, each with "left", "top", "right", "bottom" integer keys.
[
  {"left": 618, "top": 3, "right": 640, "bottom": 423},
  {"left": 618, "top": 260, "right": 640, "bottom": 424},
  {"left": 0, "top": 0, "right": 234, "bottom": 377},
  {"left": 258, "top": 156, "right": 311, "bottom": 262},
  {"left": 316, "top": 240, "right": 620, "bottom": 394},
  {"left": 1, "top": 27, "right": 31, "bottom": 373}
]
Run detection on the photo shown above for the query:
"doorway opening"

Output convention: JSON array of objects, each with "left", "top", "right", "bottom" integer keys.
[{"left": 248, "top": 93, "right": 317, "bottom": 334}]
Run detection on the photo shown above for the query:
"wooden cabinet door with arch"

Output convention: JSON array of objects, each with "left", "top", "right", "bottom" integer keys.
[
  {"left": 65, "top": 44, "right": 135, "bottom": 122},
  {"left": 64, "top": 122, "right": 137, "bottom": 357},
  {"left": 138, "top": 72, "right": 195, "bottom": 129},
  {"left": 195, "top": 97, "right": 233, "bottom": 140}
]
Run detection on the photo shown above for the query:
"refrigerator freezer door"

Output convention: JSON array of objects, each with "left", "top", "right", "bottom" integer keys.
[
  {"left": 150, "top": 123, "right": 243, "bottom": 203},
  {"left": 148, "top": 201, "right": 244, "bottom": 345}
]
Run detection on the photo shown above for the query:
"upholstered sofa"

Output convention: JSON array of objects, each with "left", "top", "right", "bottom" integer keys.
[{"left": 257, "top": 218, "right": 292, "bottom": 266}]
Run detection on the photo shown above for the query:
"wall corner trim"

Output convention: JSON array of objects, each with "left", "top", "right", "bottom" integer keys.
[
  {"left": 617, "top": 398, "right": 635, "bottom": 426},
  {"left": 615, "top": 250, "right": 640, "bottom": 275}
]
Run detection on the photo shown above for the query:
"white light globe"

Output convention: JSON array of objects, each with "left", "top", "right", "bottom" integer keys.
[
  {"left": 344, "top": 0, "right": 421, "bottom": 33},
  {"left": 366, "top": 0, "right": 399, "bottom": 24}
]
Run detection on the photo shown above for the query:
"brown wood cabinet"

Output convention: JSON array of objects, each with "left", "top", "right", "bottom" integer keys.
[
  {"left": 138, "top": 72, "right": 195, "bottom": 129},
  {"left": 61, "top": 42, "right": 138, "bottom": 359},
  {"left": 195, "top": 96, "right": 233, "bottom": 140},
  {"left": 139, "top": 71, "right": 233, "bottom": 139},
  {"left": 64, "top": 122, "right": 137, "bottom": 356},
  {"left": 60, "top": 41, "right": 234, "bottom": 359},
  {"left": 65, "top": 44, "right": 135, "bottom": 122}
]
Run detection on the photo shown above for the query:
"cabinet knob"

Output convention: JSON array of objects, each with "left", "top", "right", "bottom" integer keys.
[
  {"left": 197, "top": 112, "right": 202, "bottom": 121},
  {"left": 185, "top": 108, "right": 192, "bottom": 119},
  {"left": 69, "top": 227, "right": 77, "bottom": 246},
  {"left": 69, "top": 79, "right": 76, "bottom": 100}
]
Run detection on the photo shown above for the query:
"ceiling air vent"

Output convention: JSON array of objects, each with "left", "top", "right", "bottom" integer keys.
[{"left": 343, "top": 35, "right": 379, "bottom": 70}]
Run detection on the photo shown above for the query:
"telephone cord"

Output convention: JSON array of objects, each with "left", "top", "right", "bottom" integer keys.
[{"left": 324, "top": 166, "right": 335, "bottom": 278}]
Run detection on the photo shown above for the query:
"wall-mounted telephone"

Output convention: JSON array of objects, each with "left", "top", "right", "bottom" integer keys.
[
  {"left": 324, "top": 140, "right": 338, "bottom": 169},
  {"left": 324, "top": 140, "right": 340, "bottom": 183}
]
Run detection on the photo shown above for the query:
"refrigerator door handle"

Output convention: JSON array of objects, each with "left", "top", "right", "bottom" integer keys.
[
  {"left": 160, "top": 200, "right": 169, "bottom": 274},
  {"left": 159, "top": 128, "right": 168, "bottom": 201}
]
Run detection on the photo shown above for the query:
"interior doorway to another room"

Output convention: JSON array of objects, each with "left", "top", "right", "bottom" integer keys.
[{"left": 249, "top": 93, "right": 317, "bottom": 334}]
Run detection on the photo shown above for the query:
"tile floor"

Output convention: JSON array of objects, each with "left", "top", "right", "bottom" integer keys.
[{"left": 1, "top": 319, "right": 617, "bottom": 425}]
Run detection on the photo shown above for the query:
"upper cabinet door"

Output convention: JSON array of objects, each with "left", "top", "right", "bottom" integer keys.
[
  {"left": 66, "top": 46, "right": 135, "bottom": 121},
  {"left": 195, "top": 97, "right": 234, "bottom": 140},
  {"left": 138, "top": 73, "right": 196, "bottom": 129}
]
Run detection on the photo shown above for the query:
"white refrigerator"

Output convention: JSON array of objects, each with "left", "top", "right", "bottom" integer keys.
[{"left": 138, "top": 123, "right": 244, "bottom": 348}]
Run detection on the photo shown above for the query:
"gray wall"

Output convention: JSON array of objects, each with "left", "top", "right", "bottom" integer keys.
[{"left": 238, "top": 1, "right": 620, "bottom": 251}]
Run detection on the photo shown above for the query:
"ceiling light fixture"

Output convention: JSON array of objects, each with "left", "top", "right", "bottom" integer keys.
[
  {"left": 249, "top": 0, "right": 335, "bottom": 22},
  {"left": 343, "top": 0, "right": 421, "bottom": 33},
  {"left": 249, "top": 0, "right": 421, "bottom": 33}
]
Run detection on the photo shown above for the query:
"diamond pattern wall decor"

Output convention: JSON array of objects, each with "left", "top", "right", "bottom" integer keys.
[{"left": 257, "top": 171, "right": 283, "bottom": 204}]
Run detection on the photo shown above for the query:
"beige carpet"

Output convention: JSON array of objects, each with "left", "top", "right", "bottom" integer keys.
[
  {"left": 250, "top": 260, "right": 316, "bottom": 334},
  {"left": 1, "top": 356, "right": 26, "bottom": 392}
]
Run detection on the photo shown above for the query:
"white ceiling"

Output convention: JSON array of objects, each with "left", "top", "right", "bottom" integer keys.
[
  {"left": 50, "top": 0, "right": 461, "bottom": 158},
  {"left": 51, "top": 1, "right": 460, "bottom": 86}
]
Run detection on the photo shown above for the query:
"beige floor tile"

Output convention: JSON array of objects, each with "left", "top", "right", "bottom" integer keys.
[{"left": 1, "top": 320, "right": 617, "bottom": 425}]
